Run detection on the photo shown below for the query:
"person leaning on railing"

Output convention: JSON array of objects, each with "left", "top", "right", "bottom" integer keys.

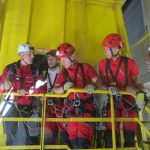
[
  {"left": 98, "top": 33, "right": 145, "bottom": 148},
  {"left": 0, "top": 43, "right": 46, "bottom": 145},
  {"left": 52, "top": 42, "right": 104, "bottom": 149},
  {"left": 44, "top": 49, "right": 71, "bottom": 146}
]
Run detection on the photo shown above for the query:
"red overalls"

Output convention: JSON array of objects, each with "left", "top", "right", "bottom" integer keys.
[
  {"left": 56, "top": 62, "right": 98, "bottom": 148},
  {"left": 98, "top": 55, "right": 139, "bottom": 147},
  {"left": 0, "top": 61, "right": 46, "bottom": 145}
]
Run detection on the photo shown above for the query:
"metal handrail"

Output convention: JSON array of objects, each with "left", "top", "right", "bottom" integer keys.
[{"left": 0, "top": 89, "right": 149, "bottom": 150}]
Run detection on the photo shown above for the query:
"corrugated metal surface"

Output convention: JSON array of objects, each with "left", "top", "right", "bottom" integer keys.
[
  {"left": 123, "top": 0, "right": 146, "bottom": 46},
  {"left": 123, "top": 0, "right": 150, "bottom": 83}
]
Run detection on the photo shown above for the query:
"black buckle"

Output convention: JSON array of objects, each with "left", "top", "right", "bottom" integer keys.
[
  {"left": 47, "top": 99, "right": 54, "bottom": 106},
  {"left": 73, "top": 99, "right": 81, "bottom": 107},
  {"left": 48, "top": 88, "right": 52, "bottom": 93},
  {"left": 115, "top": 94, "right": 122, "bottom": 101}
]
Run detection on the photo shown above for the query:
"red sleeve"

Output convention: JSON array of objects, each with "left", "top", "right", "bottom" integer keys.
[
  {"left": 55, "top": 70, "right": 64, "bottom": 86},
  {"left": 34, "top": 83, "right": 47, "bottom": 94},
  {"left": 85, "top": 63, "right": 98, "bottom": 80},
  {"left": 128, "top": 58, "right": 139, "bottom": 78},
  {"left": 0, "top": 67, "right": 9, "bottom": 83},
  {"left": 98, "top": 59, "right": 106, "bottom": 75}
]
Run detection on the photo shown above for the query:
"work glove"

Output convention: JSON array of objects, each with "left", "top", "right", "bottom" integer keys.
[
  {"left": 63, "top": 82, "right": 74, "bottom": 91},
  {"left": 108, "top": 86, "right": 119, "bottom": 95},
  {"left": 85, "top": 84, "right": 96, "bottom": 94},
  {"left": 136, "top": 91, "right": 147, "bottom": 110}
]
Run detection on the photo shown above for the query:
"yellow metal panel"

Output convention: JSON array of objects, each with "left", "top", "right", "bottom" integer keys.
[
  {"left": 85, "top": 2, "right": 118, "bottom": 65},
  {"left": 0, "top": 0, "right": 32, "bottom": 72},
  {"left": 29, "top": 0, "right": 65, "bottom": 49},
  {"left": 0, "top": 0, "right": 129, "bottom": 73},
  {"left": 63, "top": 0, "right": 129, "bottom": 65}
]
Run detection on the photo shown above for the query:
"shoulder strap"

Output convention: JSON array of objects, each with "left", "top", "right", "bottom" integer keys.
[
  {"left": 122, "top": 56, "right": 128, "bottom": 88},
  {"left": 63, "top": 69, "right": 72, "bottom": 83},
  {"left": 74, "top": 63, "right": 86, "bottom": 87},
  {"left": 63, "top": 63, "right": 86, "bottom": 88},
  {"left": 106, "top": 59, "right": 110, "bottom": 86},
  {"left": 6, "top": 61, "right": 20, "bottom": 75},
  {"left": 79, "top": 63, "right": 86, "bottom": 87},
  {"left": 47, "top": 71, "right": 58, "bottom": 88}
]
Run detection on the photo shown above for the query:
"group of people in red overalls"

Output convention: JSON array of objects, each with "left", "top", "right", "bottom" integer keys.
[{"left": 0, "top": 33, "right": 147, "bottom": 149}]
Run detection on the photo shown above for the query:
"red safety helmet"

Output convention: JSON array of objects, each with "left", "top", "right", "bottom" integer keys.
[
  {"left": 102, "top": 33, "right": 124, "bottom": 48},
  {"left": 46, "top": 49, "right": 57, "bottom": 57},
  {"left": 56, "top": 43, "right": 75, "bottom": 59}
]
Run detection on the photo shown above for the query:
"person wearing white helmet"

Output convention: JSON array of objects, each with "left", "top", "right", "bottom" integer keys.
[
  {"left": 0, "top": 43, "right": 46, "bottom": 145},
  {"left": 17, "top": 43, "right": 35, "bottom": 66}
]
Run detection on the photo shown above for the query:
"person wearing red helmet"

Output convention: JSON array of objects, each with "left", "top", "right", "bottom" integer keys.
[
  {"left": 53, "top": 42, "right": 103, "bottom": 149},
  {"left": 98, "top": 33, "right": 144, "bottom": 147}
]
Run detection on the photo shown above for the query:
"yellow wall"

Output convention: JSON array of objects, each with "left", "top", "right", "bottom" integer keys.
[{"left": 0, "top": 0, "right": 129, "bottom": 73}]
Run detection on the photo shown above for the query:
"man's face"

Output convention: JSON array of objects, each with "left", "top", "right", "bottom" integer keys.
[
  {"left": 104, "top": 46, "right": 119, "bottom": 59},
  {"left": 19, "top": 51, "right": 34, "bottom": 64},
  {"left": 60, "top": 56, "right": 72, "bottom": 69},
  {"left": 47, "top": 56, "right": 57, "bottom": 68}
]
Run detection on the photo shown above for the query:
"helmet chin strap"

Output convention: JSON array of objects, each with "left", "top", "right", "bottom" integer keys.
[
  {"left": 110, "top": 48, "right": 119, "bottom": 59},
  {"left": 67, "top": 56, "right": 74, "bottom": 69},
  {"left": 67, "top": 56, "right": 74, "bottom": 63}
]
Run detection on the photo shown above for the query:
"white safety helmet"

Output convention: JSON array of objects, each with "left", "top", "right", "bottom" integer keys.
[{"left": 18, "top": 43, "right": 34, "bottom": 54}]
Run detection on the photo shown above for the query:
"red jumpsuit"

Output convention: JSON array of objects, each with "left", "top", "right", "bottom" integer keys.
[
  {"left": 98, "top": 55, "right": 139, "bottom": 147},
  {"left": 55, "top": 62, "right": 97, "bottom": 148},
  {"left": 0, "top": 61, "right": 46, "bottom": 145}
]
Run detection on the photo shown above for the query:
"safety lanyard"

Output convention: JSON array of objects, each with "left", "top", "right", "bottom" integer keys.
[
  {"left": 47, "top": 72, "right": 58, "bottom": 88},
  {"left": 74, "top": 63, "right": 86, "bottom": 87},
  {"left": 19, "top": 67, "right": 25, "bottom": 89}
]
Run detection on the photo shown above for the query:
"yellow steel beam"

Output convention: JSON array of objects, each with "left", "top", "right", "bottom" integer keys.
[
  {"left": 1, "top": 88, "right": 135, "bottom": 98},
  {"left": 110, "top": 95, "right": 116, "bottom": 149},
  {"left": 86, "top": 0, "right": 123, "bottom": 6},
  {"left": 0, "top": 116, "right": 143, "bottom": 123},
  {"left": 0, "top": 117, "right": 42, "bottom": 122},
  {"left": 0, "top": 93, "right": 44, "bottom": 97},
  {"left": 0, "top": 0, "right": 7, "bottom": 48},
  {"left": 130, "top": 32, "right": 150, "bottom": 50},
  {"left": 45, "top": 88, "right": 135, "bottom": 98},
  {"left": 145, "top": 106, "right": 150, "bottom": 114},
  {"left": 44, "top": 145, "right": 71, "bottom": 150},
  {"left": 116, "top": 148, "right": 142, "bottom": 150},
  {"left": 136, "top": 118, "right": 150, "bottom": 137},
  {"left": 0, "top": 145, "right": 40, "bottom": 149},
  {"left": 0, "top": 145, "right": 142, "bottom": 150},
  {"left": 41, "top": 94, "right": 46, "bottom": 150}
]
